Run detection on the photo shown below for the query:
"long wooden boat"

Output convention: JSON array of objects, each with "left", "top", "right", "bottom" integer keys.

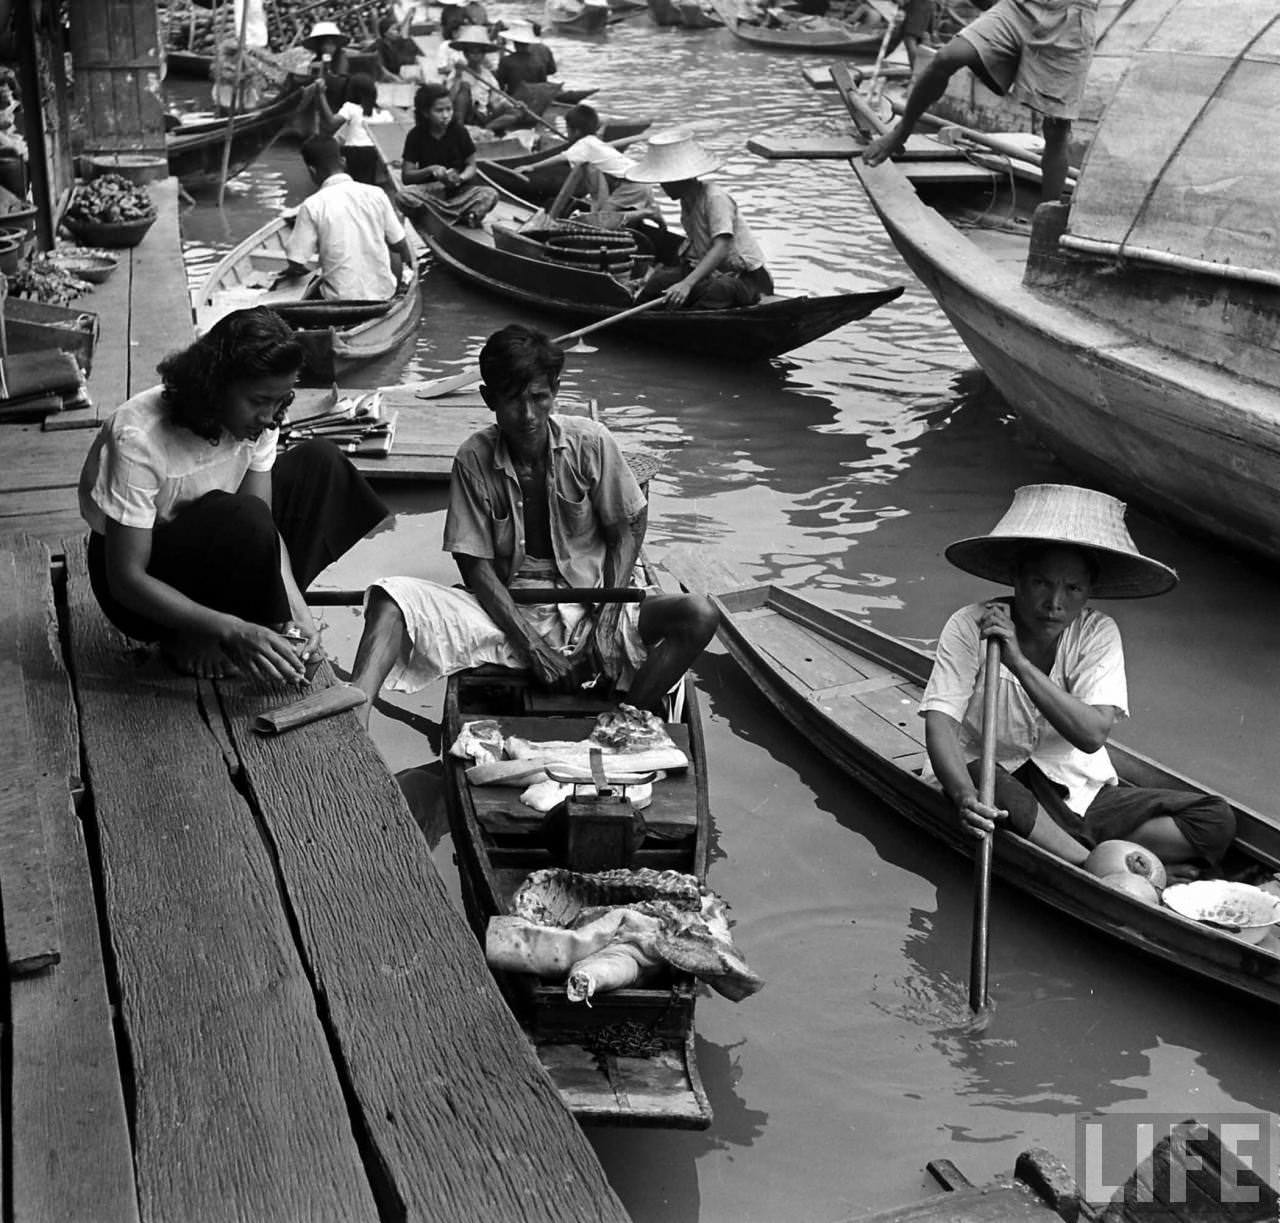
[
  {"left": 167, "top": 87, "right": 307, "bottom": 191},
  {"left": 545, "top": 0, "right": 611, "bottom": 33},
  {"left": 716, "top": 0, "right": 886, "bottom": 54},
  {"left": 647, "top": 0, "right": 723, "bottom": 27},
  {"left": 164, "top": 49, "right": 215, "bottom": 79},
  {"left": 411, "top": 187, "right": 902, "bottom": 358},
  {"left": 847, "top": 0, "right": 1280, "bottom": 565},
  {"left": 194, "top": 214, "right": 423, "bottom": 383},
  {"left": 709, "top": 583, "right": 1280, "bottom": 1010},
  {"left": 442, "top": 666, "right": 714, "bottom": 1127},
  {"left": 487, "top": 116, "right": 652, "bottom": 168}
]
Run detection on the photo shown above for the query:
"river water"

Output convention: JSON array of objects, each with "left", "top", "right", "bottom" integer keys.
[{"left": 175, "top": 16, "right": 1280, "bottom": 1220}]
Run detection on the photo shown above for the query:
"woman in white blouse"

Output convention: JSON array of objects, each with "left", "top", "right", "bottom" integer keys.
[{"left": 78, "top": 307, "right": 388, "bottom": 681}]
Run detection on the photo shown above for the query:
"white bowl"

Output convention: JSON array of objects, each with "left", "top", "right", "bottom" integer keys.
[{"left": 1162, "top": 880, "right": 1280, "bottom": 944}]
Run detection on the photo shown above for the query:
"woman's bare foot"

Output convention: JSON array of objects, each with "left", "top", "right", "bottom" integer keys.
[
  {"left": 159, "top": 632, "right": 242, "bottom": 680},
  {"left": 862, "top": 126, "right": 907, "bottom": 167}
]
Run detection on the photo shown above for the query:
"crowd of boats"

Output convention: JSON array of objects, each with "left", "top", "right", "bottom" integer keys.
[{"left": 174, "top": 0, "right": 1280, "bottom": 1144}]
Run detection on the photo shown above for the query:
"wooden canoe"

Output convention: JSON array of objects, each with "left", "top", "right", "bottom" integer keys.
[
  {"left": 718, "top": 2, "right": 886, "bottom": 54},
  {"left": 167, "top": 88, "right": 308, "bottom": 191},
  {"left": 442, "top": 667, "right": 714, "bottom": 1128},
  {"left": 545, "top": 0, "right": 612, "bottom": 33},
  {"left": 410, "top": 192, "right": 903, "bottom": 359},
  {"left": 194, "top": 214, "right": 423, "bottom": 383},
  {"left": 708, "top": 582, "right": 1280, "bottom": 1010}
]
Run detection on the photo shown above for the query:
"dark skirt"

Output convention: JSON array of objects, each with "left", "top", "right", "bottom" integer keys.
[{"left": 88, "top": 439, "right": 389, "bottom": 641}]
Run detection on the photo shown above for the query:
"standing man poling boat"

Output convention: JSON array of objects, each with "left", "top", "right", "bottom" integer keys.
[
  {"left": 626, "top": 132, "right": 773, "bottom": 310},
  {"left": 862, "top": 0, "right": 1095, "bottom": 201},
  {"left": 920, "top": 484, "right": 1235, "bottom": 877}
]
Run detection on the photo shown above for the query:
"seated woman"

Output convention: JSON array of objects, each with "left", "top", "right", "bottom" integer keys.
[
  {"left": 625, "top": 132, "right": 772, "bottom": 310},
  {"left": 446, "top": 25, "right": 519, "bottom": 132},
  {"left": 920, "top": 483, "right": 1235, "bottom": 877},
  {"left": 393, "top": 83, "right": 499, "bottom": 227},
  {"left": 78, "top": 308, "right": 390, "bottom": 681}
]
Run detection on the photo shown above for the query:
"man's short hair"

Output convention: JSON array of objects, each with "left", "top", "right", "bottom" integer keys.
[
  {"left": 563, "top": 104, "right": 599, "bottom": 137},
  {"left": 301, "top": 135, "right": 344, "bottom": 176},
  {"left": 479, "top": 324, "right": 565, "bottom": 397}
]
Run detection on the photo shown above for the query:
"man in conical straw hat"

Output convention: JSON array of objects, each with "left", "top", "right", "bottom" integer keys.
[
  {"left": 920, "top": 484, "right": 1234, "bottom": 874},
  {"left": 447, "top": 24, "right": 516, "bottom": 129},
  {"left": 625, "top": 130, "right": 773, "bottom": 310}
]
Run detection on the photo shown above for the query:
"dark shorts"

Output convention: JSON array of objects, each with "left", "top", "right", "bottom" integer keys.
[
  {"left": 901, "top": 0, "right": 934, "bottom": 38},
  {"left": 970, "top": 759, "right": 1236, "bottom": 866}
]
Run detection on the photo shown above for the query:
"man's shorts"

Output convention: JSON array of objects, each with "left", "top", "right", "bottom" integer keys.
[
  {"left": 958, "top": 0, "right": 1097, "bottom": 120},
  {"left": 901, "top": 0, "right": 934, "bottom": 39}
]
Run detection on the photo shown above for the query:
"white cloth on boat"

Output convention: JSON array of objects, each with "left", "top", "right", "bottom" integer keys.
[
  {"left": 334, "top": 101, "right": 394, "bottom": 148},
  {"left": 368, "top": 559, "right": 647, "bottom": 693},
  {"left": 918, "top": 601, "right": 1128, "bottom": 815},
  {"left": 78, "top": 385, "right": 276, "bottom": 533},
  {"left": 565, "top": 133, "right": 635, "bottom": 179},
  {"left": 285, "top": 172, "right": 406, "bottom": 300}
]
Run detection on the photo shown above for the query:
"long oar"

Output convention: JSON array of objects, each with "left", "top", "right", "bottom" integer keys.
[
  {"left": 216, "top": 0, "right": 251, "bottom": 209},
  {"left": 464, "top": 66, "right": 564, "bottom": 140},
  {"left": 968, "top": 637, "right": 1002, "bottom": 1017},
  {"left": 864, "top": 4, "right": 901, "bottom": 107},
  {"left": 380, "top": 296, "right": 667, "bottom": 398},
  {"left": 306, "top": 586, "right": 647, "bottom": 606}
]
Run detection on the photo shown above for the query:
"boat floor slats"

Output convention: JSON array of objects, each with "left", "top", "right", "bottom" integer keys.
[
  {"left": 848, "top": 1182, "right": 1061, "bottom": 1221},
  {"left": 469, "top": 717, "right": 699, "bottom": 836},
  {"left": 737, "top": 609, "right": 890, "bottom": 691},
  {"left": 539, "top": 1044, "right": 707, "bottom": 1126}
]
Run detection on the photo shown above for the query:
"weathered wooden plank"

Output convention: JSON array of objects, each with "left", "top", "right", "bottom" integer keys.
[
  {"left": 0, "top": 423, "right": 91, "bottom": 494},
  {"left": 76, "top": 233, "right": 131, "bottom": 423},
  {"left": 128, "top": 180, "right": 193, "bottom": 397},
  {"left": 0, "top": 549, "right": 59, "bottom": 972},
  {"left": 739, "top": 609, "right": 872, "bottom": 691},
  {"left": 62, "top": 539, "right": 380, "bottom": 1223},
  {"left": 0, "top": 485, "right": 80, "bottom": 518},
  {"left": 216, "top": 676, "right": 629, "bottom": 1223},
  {"left": 847, "top": 1182, "right": 1059, "bottom": 1220},
  {"left": 0, "top": 508, "right": 89, "bottom": 544},
  {"left": 658, "top": 541, "right": 753, "bottom": 597},
  {"left": 810, "top": 687, "right": 925, "bottom": 761},
  {"left": 8, "top": 537, "right": 139, "bottom": 1222}
]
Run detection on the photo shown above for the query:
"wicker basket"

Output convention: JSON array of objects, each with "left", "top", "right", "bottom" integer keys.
[
  {"left": 48, "top": 251, "right": 119, "bottom": 284},
  {"left": 63, "top": 213, "right": 157, "bottom": 249}
]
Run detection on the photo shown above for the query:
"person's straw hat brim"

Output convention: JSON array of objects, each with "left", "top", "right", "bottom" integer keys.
[
  {"left": 624, "top": 129, "right": 722, "bottom": 183},
  {"left": 502, "top": 21, "right": 543, "bottom": 43},
  {"left": 303, "top": 21, "right": 348, "bottom": 50},
  {"left": 944, "top": 483, "right": 1178, "bottom": 599},
  {"left": 451, "top": 24, "right": 500, "bottom": 50}
]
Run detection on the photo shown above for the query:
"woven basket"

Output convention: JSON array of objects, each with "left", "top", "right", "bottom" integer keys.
[
  {"left": 63, "top": 213, "right": 157, "bottom": 249},
  {"left": 545, "top": 230, "right": 638, "bottom": 275}
]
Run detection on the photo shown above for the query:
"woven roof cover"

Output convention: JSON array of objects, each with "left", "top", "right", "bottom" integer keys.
[{"left": 1067, "top": 0, "right": 1280, "bottom": 277}]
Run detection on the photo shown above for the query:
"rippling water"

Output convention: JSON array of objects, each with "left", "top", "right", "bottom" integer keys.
[{"left": 177, "top": 19, "right": 1280, "bottom": 1219}]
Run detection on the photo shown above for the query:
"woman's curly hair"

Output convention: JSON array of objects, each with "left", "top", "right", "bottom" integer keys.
[{"left": 158, "top": 307, "right": 304, "bottom": 443}]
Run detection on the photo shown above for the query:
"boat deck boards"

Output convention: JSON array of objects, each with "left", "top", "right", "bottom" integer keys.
[{"left": 0, "top": 533, "right": 628, "bottom": 1221}]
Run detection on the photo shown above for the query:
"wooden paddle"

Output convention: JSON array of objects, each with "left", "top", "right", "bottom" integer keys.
[
  {"left": 968, "top": 636, "right": 1002, "bottom": 1016},
  {"left": 306, "top": 586, "right": 647, "bottom": 606},
  {"left": 864, "top": 4, "right": 902, "bottom": 107},
  {"left": 379, "top": 296, "right": 668, "bottom": 398},
  {"left": 464, "top": 66, "right": 564, "bottom": 140}
]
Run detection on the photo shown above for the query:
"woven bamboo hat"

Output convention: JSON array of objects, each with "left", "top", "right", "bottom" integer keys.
[
  {"left": 624, "top": 130, "right": 722, "bottom": 183},
  {"left": 303, "top": 21, "right": 348, "bottom": 50},
  {"left": 944, "top": 484, "right": 1178, "bottom": 599},
  {"left": 502, "top": 20, "right": 543, "bottom": 43},
  {"left": 451, "top": 24, "right": 500, "bottom": 49}
]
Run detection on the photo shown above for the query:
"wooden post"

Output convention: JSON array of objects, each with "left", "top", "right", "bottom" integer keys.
[{"left": 217, "top": 0, "right": 252, "bottom": 209}]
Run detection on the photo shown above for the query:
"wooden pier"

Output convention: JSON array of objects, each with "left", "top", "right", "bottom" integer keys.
[{"left": 0, "top": 179, "right": 628, "bottom": 1220}]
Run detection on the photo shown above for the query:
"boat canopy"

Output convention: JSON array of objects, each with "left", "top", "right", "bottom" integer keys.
[{"left": 1063, "top": 0, "right": 1280, "bottom": 287}]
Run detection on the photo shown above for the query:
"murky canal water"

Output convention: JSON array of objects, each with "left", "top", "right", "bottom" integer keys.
[{"left": 175, "top": 16, "right": 1280, "bottom": 1219}]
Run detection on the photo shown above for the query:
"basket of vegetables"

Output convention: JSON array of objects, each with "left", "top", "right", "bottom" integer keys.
[{"left": 63, "top": 174, "right": 157, "bottom": 248}]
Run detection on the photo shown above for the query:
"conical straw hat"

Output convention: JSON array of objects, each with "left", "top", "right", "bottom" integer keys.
[
  {"left": 502, "top": 20, "right": 543, "bottom": 43},
  {"left": 624, "top": 130, "right": 722, "bottom": 183},
  {"left": 451, "top": 23, "right": 500, "bottom": 49},
  {"left": 303, "top": 21, "right": 348, "bottom": 50},
  {"left": 944, "top": 483, "right": 1178, "bottom": 599}
]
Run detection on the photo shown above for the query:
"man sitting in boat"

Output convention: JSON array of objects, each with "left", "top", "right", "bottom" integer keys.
[
  {"left": 448, "top": 25, "right": 520, "bottom": 132},
  {"left": 862, "top": 0, "right": 1095, "bottom": 202},
  {"left": 277, "top": 136, "right": 417, "bottom": 301},
  {"left": 626, "top": 132, "right": 772, "bottom": 310},
  {"left": 495, "top": 21, "right": 557, "bottom": 100},
  {"left": 921, "top": 484, "right": 1234, "bottom": 876},
  {"left": 348, "top": 324, "right": 719, "bottom": 725},
  {"left": 515, "top": 105, "right": 661, "bottom": 225}
]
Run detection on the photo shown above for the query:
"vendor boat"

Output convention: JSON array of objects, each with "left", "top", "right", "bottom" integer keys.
[{"left": 194, "top": 214, "right": 423, "bottom": 383}]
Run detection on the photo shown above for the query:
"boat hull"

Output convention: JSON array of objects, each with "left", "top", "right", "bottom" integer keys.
[
  {"left": 853, "top": 161, "right": 1280, "bottom": 565},
  {"left": 167, "top": 89, "right": 306, "bottom": 191},
  {"left": 711, "top": 583, "right": 1280, "bottom": 1011},
  {"left": 443, "top": 667, "right": 713, "bottom": 1128},
  {"left": 413, "top": 200, "right": 903, "bottom": 359}
]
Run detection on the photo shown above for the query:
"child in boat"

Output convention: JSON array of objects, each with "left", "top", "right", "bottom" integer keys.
[
  {"left": 348, "top": 324, "right": 719, "bottom": 726},
  {"left": 516, "top": 105, "right": 661, "bottom": 225},
  {"left": 310, "top": 73, "right": 392, "bottom": 186},
  {"left": 393, "top": 82, "right": 500, "bottom": 227},
  {"left": 625, "top": 131, "right": 772, "bottom": 309},
  {"left": 77, "top": 307, "right": 389, "bottom": 681},
  {"left": 920, "top": 483, "right": 1234, "bottom": 876}
]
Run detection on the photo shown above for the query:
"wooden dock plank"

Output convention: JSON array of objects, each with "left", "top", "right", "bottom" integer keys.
[
  {"left": 62, "top": 539, "right": 380, "bottom": 1223},
  {"left": 127, "top": 179, "right": 195, "bottom": 398},
  {"left": 215, "top": 676, "right": 629, "bottom": 1223},
  {"left": 8, "top": 537, "right": 139, "bottom": 1222},
  {"left": 0, "top": 422, "right": 92, "bottom": 494}
]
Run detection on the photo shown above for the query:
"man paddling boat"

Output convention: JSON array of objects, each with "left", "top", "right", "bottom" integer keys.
[
  {"left": 921, "top": 484, "right": 1234, "bottom": 875},
  {"left": 349, "top": 325, "right": 719, "bottom": 725},
  {"left": 863, "top": 0, "right": 1096, "bottom": 202}
]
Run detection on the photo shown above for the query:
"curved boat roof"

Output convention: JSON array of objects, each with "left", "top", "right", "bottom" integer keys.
[{"left": 1064, "top": 0, "right": 1280, "bottom": 286}]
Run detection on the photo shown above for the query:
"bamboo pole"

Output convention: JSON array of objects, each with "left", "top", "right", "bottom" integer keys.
[{"left": 217, "top": 0, "right": 252, "bottom": 209}]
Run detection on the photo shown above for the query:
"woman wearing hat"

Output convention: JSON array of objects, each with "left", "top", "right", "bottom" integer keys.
[
  {"left": 920, "top": 484, "right": 1234, "bottom": 875},
  {"left": 626, "top": 132, "right": 772, "bottom": 310},
  {"left": 303, "top": 21, "right": 351, "bottom": 111},
  {"left": 446, "top": 25, "right": 517, "bottom": 130}
]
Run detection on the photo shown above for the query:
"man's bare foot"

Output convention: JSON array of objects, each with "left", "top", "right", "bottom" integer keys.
[
  {"left": 862, "top": 127, "right": 907, "bottom": 167},
  {"left": 159, "top": 633, "right": 241, "bottom": 680}
]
